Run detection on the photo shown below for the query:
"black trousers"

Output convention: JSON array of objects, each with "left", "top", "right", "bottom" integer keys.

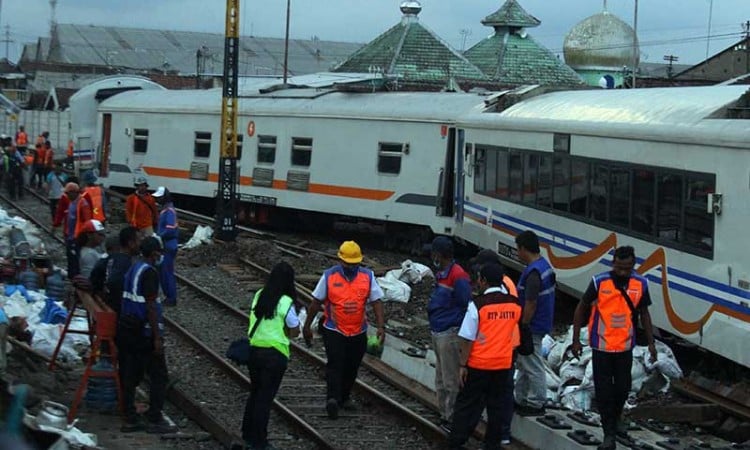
[
  {"left": 119, "top": 336, "right": 168, "bottom": 422},
  {"left": 6, "top": 171, "right": 22, "bottom": 200},
  {"left": 65, "top": 240, "right": 80, "bottom": 279},
  {"left": 592, "top": 349, "right": 633, "bottom": 437},
  {"left": 49, "top": 198, "right": 59, "bottom": 222},
  {"left": 322, "top": 327, "right": 366, "bottom": 404},
  {"left": 241, "top": 347, "right": 288, "bottom": 446},
  {"left": 449, "top": 367, "right": 514, "bottom": 450},
  {"left": 32, "top": 164, "right": 46, "bottom": 188}
]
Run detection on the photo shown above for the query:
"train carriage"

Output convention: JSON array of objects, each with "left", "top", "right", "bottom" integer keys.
[{"left": 452, "top": 86, "right": 750, "bottom": 367}]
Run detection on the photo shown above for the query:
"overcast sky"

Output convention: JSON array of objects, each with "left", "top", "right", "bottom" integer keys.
[{"left": 2, "top": 0, "right": 748, "bottom": 66}]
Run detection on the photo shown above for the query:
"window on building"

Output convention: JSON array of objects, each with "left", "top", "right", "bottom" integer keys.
[
  {"left": 257, "top": 135, "right": 276, "bottom": 164},
  {"left": 194, "top": 132, "right": 212, "bottom": 158},
  {"left": 291, "top": 137, "right": 313, "bottom": 167},
  {"left": 133, "top": 129, "right": 148, "bottom": 153},
  {"left": 378, "top": 143, "right": 404, "bottom": 174}
]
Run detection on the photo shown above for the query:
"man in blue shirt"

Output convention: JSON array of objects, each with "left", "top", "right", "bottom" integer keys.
[
  {"left": 514, "top": 230, "right": 556, "bottom": 416},
  {"left": 427, "top": 236, "right": 472, "bottom": 432},
  {"left": 152, "top": 187, "right": 178, "bottom": 306}
]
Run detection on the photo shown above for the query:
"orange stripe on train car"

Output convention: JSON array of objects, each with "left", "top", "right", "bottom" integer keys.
[{"left": 142, "top": 166, "right": 394, "bottom": 201}]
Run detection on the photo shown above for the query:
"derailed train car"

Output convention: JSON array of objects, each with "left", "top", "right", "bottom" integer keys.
[{"left": 72, "top": 77, "right": 750, "bottom": 367}]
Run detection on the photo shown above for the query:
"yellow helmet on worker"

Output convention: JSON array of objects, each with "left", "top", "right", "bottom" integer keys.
[{"left": 338, "top": 241, "right": 363, "bottom": 264}]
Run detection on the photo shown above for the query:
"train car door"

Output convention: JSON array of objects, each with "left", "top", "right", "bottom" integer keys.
[
  {"left": 99, "top": 114, "right": 111, "bottom": 177},
  {"left": 436, "top": 128, "right": 456, "bottom": 217},
  {"left": 454, "top": 129, "right": 465, "bottom": 224}
]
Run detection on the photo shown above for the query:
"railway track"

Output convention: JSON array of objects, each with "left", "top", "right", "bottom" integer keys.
[{"left": 5, "top": 189, "right": 470, "bottom": 448}]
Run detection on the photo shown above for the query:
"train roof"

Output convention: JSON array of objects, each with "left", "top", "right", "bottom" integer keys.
[
  {"left": 98, "top": 86, "right": 489, "bottom": 123},
  {"left": 458, "top": 85, "right": 750, "bottom": 149},
  {"left": 495, "top": 85, "right": 749, "bottom": 126}
]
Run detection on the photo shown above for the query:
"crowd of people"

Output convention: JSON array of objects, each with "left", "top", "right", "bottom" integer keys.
[{"left": 242, "top": 232, "right": 657, "bottom": 450}]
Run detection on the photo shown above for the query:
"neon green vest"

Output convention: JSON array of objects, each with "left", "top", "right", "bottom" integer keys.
[{"left": 248, "top": 290, "right": 293, "bottom": 358}]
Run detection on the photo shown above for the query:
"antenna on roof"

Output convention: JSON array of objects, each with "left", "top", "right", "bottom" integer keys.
[{"left": 49, "top": 0, "right": 58, "bottom": 38}]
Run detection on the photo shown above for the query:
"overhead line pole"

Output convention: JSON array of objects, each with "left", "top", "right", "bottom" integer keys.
[
  {"left": 283, "top": 0, "right": 290, "bottom": 84},
  {"left": 632, "top": 0, "right": 639, "bottom": 88},
  {"left": 216, "top": 0, "right": 240, "bottom": 241}
]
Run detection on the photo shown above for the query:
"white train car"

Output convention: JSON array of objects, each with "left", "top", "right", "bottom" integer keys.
[
  {"left": 453, "top": 86, "right": 750, "bottom": 367},
  {"left": 94, "top": 81, "right": 489, "bottom": 252}
]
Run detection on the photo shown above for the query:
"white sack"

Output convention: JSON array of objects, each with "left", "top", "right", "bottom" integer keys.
[
  {"left": 376, "top": 271, "right": 411, "bottom": 303},
  {"left": 182, "top": 225, "right": 214, "bottom": 249}
]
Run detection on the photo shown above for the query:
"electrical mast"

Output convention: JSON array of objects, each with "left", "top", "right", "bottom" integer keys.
[{"left": 216, "top": 0, "right": 240, "bottom": 241}]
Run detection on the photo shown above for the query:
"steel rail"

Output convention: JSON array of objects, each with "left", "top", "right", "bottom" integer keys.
[{"left": 672, "top": 379, "right": 750, "bottom": 422}]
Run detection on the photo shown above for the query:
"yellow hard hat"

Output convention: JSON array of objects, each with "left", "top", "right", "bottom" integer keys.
[{"left": 338, "top": 241, "right": 363, "bottom": 264}]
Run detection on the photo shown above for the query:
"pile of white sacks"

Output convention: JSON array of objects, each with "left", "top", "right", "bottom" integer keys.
[{"left": 540, "top": 326, "right": 684, "bottom": 412}]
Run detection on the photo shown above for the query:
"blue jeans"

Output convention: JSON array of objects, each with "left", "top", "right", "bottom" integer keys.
[{"left": 159, "top": 248, "right": 177, "bottom": 304}]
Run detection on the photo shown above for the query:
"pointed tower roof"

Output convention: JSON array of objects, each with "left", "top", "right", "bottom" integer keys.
[
  {"left": 333, "top": 2, "right": 487, "bottom": 85},
  {"left": 465, "top": 0, "right": 583, "bottom": 87},
  {"left": 482, "top": 0, "right": 541, "bottom": 29}
]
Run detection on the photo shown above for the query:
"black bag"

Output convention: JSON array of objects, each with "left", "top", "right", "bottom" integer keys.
[
  {"left": 225, "top": 315, "right": 262, "bottom": 367},
  {"left": 518, "top": 323, "right": 534, "bottom": 356},
  {"left": 616, "top": 285, "right": 649, "bottom": 346}
]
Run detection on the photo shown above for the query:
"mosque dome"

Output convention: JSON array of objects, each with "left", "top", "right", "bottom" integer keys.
[{"left": 563, "top": 11, "right": 639, "bottom": 70}]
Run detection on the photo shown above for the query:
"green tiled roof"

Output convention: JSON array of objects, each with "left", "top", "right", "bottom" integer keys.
[
  {"left": 465, "top": 31, "right": 584, "bottom": 86},
  {"left": 482, "top": 0, "right": 541, "bottom": 28},
  {"left": 333, "top": 20, "right": 487, "bottom": 83}
]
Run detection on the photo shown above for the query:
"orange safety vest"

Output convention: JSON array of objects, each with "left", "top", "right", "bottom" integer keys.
[
  {"left": 66, "top": 140, "right": 74, "bottom": 158},
  {"left": 16, "top": 131, "right": 28, "bottom": 146},
  {"left": 125, "top": 193, "right": 158, "bottom": 229},
  {"left": 321, "top": 267, "right": 372, "bottom": 336},
  {"left": 588, "top": 274, "right": 647, "bottom": 353},
  {"left": 467, "top": 290, "right": 521, "bottom": 370},
  {"left": 44, "top": 148, "right": 54, "bottom": 167},
  {"left": 57, "top": 195, "right": 92, "bottom": 239},
  {"left": 83, "top": 186, "right": 106, "bottom": 222},
  {"left": 36, "top": 135, "right": 45, "bottom": 147},
  {"left": 23, "top": 154, "right": 33, "bottom": 166},
  {"left": 34, "top": 147, "right": 47, "bottom": 165}
]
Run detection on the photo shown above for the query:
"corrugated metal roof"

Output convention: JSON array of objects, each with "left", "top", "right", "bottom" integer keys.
[
  {"left": 44, "top": 24, "right": 362, "bottom": 76},
  {"left": 499, "top": 85, "right": 749, "bottom": 125},
  {"left": 465, "top": 31, "right": 583, "bottom": 86},
  {"left": 333, "top": 15, "right": 487, "bottom": 84},
  {"left": 482, "top": 0, "right": 541, "bottom": 28}
]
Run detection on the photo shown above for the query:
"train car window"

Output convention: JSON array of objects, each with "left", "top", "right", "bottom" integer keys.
[
  {"left": 590, "top": 164, "right": 609, "bottom": 222},
  {"left": 495, "top": 149, "right": 509, "bottom": 199},
  {"left": 570, "top": 159, "right": 590, "bottom": 217},
  {"left": 522, "top": 153, "right": 539, "bottom": 205},
  {"left": 378, "top": 143, "right": 403, "bottom": 174},
  {"left": 632, "top": 169, "right": 655, "bottom": 236},
  {"left": 133, "top": 129, "right": 148, "bottom": 153},
  {"left": 553, "top": 133, "right": 570, "bottom": 154},
  {"left": 485, "top": 148, "right": 499, "bottom": 198},
  {"left": 194, "top": 132, "right": 212, "bottom": 158},
  {"left": 291, "top": 137, "right": 313, "bottom": 167},
  {"left": 683, "top": 176, "right": 715, "bottom": 252},
  {"left": 257, "top": 135, "right": 276, "bottom": 164},
  {"left": 509, "top": 152, "right": 523, "bottom": 202},
  {"left": 553, "top": 156, "right": 571, "bottom": 212},
  {"left": 473, "top": 147, "right": 486, "bottom": 193},
  {"left": 537, "top": 155, "right": 553, "bottom": 208},
  {"left": 657, "top": 173, "right": 683, "bottom": 244},
  {"left": 609, "top": 167, "right": 631, "bottom": 228}
]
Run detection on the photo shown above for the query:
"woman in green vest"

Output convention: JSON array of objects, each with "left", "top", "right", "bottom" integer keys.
[{"left": 241, "top": 261, "right": 300, "bottom": 450}]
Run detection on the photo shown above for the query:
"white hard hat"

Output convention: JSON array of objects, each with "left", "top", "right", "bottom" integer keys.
[{"left": 134, "top": 176, "right": 148, "bottom": 186}]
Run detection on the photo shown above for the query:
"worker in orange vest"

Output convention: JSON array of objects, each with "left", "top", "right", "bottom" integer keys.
[
  {"left": 571, "top": 246, "right": 657, "bottom": 450},
  {"left": 449, "top": 263, "right": 521, "bottom": 449},
  {"left": 52, "top": 182, "right": 93, "bottom": 278},
  {"left": 44, "top": 141, "right": 55, "bottom": 170},
  {"left": 303, "top": 241, "right": 385, "bottom": 419},
  {"left": 125, "top": 176, "right": 158, "bottom": 239},
  {"left": 65, "top": 139, "right": 74, "bottom": 169},
  {"left": 32, "top": 143, "right": 48, "bottom": 189},
  {"left": 35, "top": 132, "right": 47, "bottom": 149},
  {"left": 14, "top": 126, "right": 28, "bottom": 153},
  {"left": 82, "top": 170, "right": 107, "bottom": 224}
]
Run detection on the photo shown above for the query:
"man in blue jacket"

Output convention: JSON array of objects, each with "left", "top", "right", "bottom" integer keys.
[
  {"left": 152, "top": 187, "right": 178, "bottom": 306},
  {"left": 427, "top": 236, "right": 472, "bottom": 432}
]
